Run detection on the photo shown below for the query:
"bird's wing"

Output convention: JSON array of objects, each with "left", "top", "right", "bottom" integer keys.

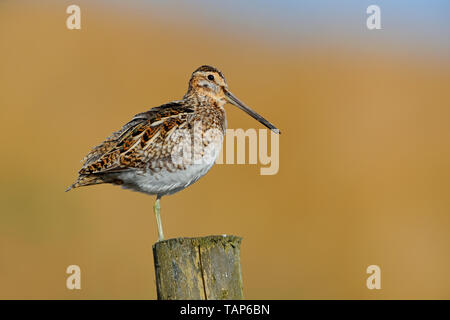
[{"left": 78, "top": 101, "right": 194, "bottom": 175}]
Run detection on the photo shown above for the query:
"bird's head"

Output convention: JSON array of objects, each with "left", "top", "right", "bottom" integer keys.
[
  {"left": 186, "top": 65, "right": 280, "bottom": 134},
  {"left": 187, "top": 65, "right": 229, "bottom": 104}
]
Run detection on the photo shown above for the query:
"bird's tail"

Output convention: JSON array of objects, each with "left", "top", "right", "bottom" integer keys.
[{"left": 65, "top": 175, "right": 106, "bottom": 192}]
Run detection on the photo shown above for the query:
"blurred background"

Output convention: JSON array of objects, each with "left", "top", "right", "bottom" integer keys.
[{"left": 1, "top": 0, "right": 449, "bottom": 299}]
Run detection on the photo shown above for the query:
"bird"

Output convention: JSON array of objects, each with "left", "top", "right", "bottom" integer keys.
[{"left": 66, "top": 65, "right": 280, "bottom": 241}]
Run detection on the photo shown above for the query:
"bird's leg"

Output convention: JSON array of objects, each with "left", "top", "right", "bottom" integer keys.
[{"left": 153, "top": 195, "right": 164, "bottom": 241}]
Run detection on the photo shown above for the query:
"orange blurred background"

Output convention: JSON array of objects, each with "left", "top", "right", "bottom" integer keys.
[{"left": 1, "top": 0, "right": 449, "bottom": 299}]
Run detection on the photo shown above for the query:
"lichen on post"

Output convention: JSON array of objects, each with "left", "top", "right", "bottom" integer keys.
[{"left": 152, "top": 235, "right": 243, "bottom": 300}]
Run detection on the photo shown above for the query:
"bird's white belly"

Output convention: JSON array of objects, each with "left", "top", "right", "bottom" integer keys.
[{"left": 114, "top": 140, "right": 221, "bottom": 196}]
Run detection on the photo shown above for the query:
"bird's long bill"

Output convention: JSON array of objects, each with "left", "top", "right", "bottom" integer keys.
[{"left": 225, "top": 90, "right": 281, "bottom": 134}]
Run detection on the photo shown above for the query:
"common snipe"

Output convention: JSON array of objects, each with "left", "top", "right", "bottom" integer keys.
[{"left": 67, "top": 65, "right": 280, "bottom": 241}]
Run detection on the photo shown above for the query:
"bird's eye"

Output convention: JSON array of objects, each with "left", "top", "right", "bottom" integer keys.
[{"left": 207, "top": 74, "right": 214, "bottom": 81}]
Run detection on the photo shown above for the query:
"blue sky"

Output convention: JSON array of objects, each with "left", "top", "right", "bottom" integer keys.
[{"left": 100, "top": 0, "right": 450, "bottom": 57}]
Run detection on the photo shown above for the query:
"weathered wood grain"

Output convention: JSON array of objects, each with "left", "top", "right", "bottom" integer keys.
[{"left": 153, "top": 235, "right": 243, "bottom": 300}]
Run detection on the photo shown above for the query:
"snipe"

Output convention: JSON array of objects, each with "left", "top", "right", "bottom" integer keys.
[{"left": 67, "top": 65, "right": 280, "bottom": 241}]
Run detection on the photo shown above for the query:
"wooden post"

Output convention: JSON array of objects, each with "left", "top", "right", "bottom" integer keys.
[{"left": 152, "top": 235, "right": 243, "bottom": 300}]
